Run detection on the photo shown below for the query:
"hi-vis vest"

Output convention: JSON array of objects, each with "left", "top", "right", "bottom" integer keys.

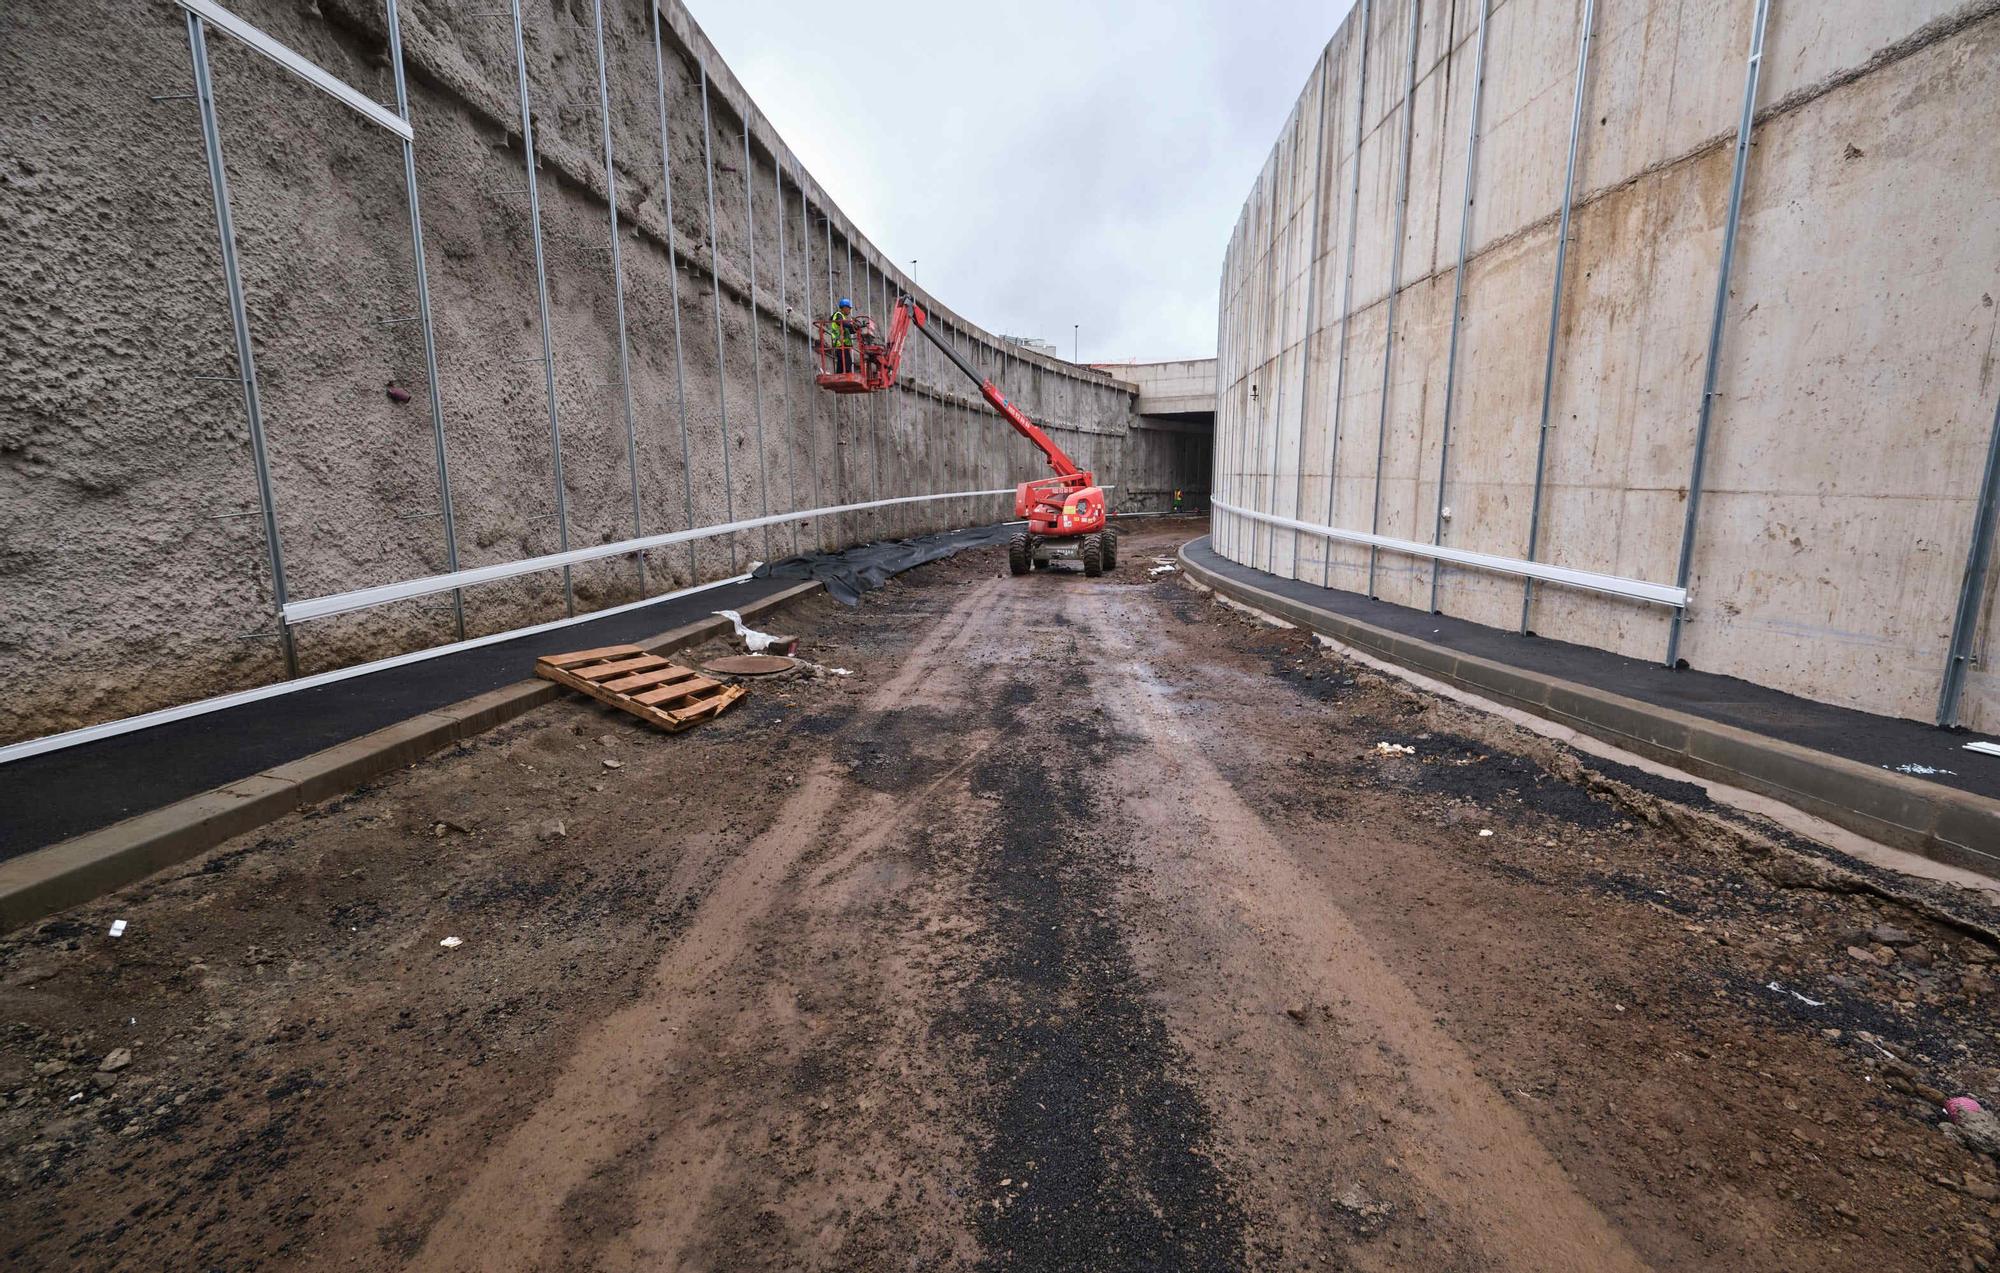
[{"left": 829, "top": 311, "right": 854, "bottom": 348}]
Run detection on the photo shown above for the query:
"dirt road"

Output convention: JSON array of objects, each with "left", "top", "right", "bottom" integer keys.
[{"left": 6, "top": 519, "right": 2000, "bottom": 1270}]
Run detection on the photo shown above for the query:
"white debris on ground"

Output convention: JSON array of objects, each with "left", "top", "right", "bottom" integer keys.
[
  {"left": 715, "top": 609, "right": 785, "bottom": 653},
  {"left": 438, "top": 936, "right": 463, "bottom": 949},
  {"left": 1373, "top": 742, "right": 1417, "bottom": 756},
  {"left": 1890, "top": 762, "right": 1956, "bottom": 776}
]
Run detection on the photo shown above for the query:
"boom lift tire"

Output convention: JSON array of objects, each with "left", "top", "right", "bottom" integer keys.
[
  {"left": 1008, "top": 532, "right": 1031, "bottom": 576},
  {"left": 1102, "top": 528, "right": 1119, "bottom": 571},
  {"left": 1082, "top": 533, "right": 1104, "bottom": 578}
]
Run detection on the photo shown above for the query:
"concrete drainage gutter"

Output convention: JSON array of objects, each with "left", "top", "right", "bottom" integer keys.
[
  {"left": 1177, "top": 544, "right": 2000, "bottom": 879},
  {"left": 0, "top": 582, "right": 823, "bottom": 933}
]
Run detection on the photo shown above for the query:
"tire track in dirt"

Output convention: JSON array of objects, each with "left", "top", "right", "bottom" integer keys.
[
  {"left": 404, "top": 577, "right": 1022, "bottom": 1270},
  {"left": 1076, "top": 590, "right": 1650, "bottom": 1273},
  {"left": 923, "top": 584, "right": 1248, "bottom": 1270}
]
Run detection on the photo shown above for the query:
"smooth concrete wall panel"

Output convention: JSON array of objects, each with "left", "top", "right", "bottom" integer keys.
[
  {"left": 1525, "top": 144, "right": 1723, "bottom": 662},
  {"left": 1676, "top": 15, "right": 2000, "bottom": 725},
  {"left": 0, "top": 0, "right": 1181, "bottom": 744},
  {"left": 1433, "top": 224, "right": 1561, "bottom": 630},
  {"left": 1216, "top": 0, "right": 2000, "bottom": 728},
  {"left": 1471, "top": 0, "right": 1590, "bottom": 257}
]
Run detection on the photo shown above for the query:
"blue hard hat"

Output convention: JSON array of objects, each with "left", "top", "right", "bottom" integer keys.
[{"left": 838, "top": 298, "right": 852, "bottom": 308}]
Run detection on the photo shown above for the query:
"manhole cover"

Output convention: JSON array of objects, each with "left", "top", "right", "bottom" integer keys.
[{"left": 703, "top": 654, "right": 799, "bottom": 677}]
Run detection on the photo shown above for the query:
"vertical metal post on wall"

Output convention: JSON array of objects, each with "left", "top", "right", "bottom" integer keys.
[
  {"left": 185, "top": 9, "right": 297, "bottom": 677},
  {"left": 1323, "top": 0, "right": 1372, "bottom": 587},
  {"left": 1211, "top": 237, "right": 1229, "bottom": 545},
  {"left": 800, "top": 162, "right": 821, "bottom": 535},
  {"left": 1367, "top": 0, "right": 1424, "bottom": 598},
  {"left": 1519, "top": 0, "right": 1596, "bottom": 634},
  {"left": 868, "top": 263, "right": 883, "bottom": 505},
  {"left": 1939, "top": 398, "right": 2000, "bottom": 728},
  {"left": 648, "top": 3, "right": 699, "bottom": 583},
  {"left": 1287, "top": 49, "right": 1335, "bottom": 580},
  {"left": 1254, "top": 162, "right": 1283, "bottom": 570},
  {"left": 775, "top": 158, "right": 800, "bottom": 556},
  {"left": 1428, "top": 0, "right": 1491, "bottom": 613},
  {"left": 741, "top": 123, "right": 774, "bottom": 561},
  {"left": 1229, "top": 183, "right": 1264, "bottom": 561},
  {"left": 1263, "top": 124, "right": 1298, "bottom": 576},
  {"left": 698, "top": 62, "right": 738, "bottom": 572},
  {"left": 591, "top": 0, "right": 646, "bottom": 594},
  {"left": 1664, "top": 0, "right": 1771, "bottom": 669},
  {"left": 509, "top": 0, "right": 573, "bottom": 614},
  {"left": 383, "top": 0, "right": 463, "bottom": 640}
]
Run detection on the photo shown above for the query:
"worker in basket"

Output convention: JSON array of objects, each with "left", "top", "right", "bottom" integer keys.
[{"left": 828, "top": 297, "right": 859, "bottom": 375}]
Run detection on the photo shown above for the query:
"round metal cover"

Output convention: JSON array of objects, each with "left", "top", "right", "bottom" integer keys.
[{"left": 703, "top": 654, "right": 798, "bottom": 677}]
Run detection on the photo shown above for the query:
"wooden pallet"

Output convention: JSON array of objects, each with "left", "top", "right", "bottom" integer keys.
[{"left": 534, "top": 644, "right": 745, "bottom": 733}]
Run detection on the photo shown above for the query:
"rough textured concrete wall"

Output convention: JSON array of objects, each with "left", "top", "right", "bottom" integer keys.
[
  {"left": 0, "top": 0, "right": 1169, "bottom": 744},
  {"left": 1216, "top": 0, "right": 2000, "bottom": 729}
]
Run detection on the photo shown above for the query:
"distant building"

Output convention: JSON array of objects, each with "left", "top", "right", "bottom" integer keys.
[{"left": 1000, "top": 335, "right": 1060, "bottom": 359}]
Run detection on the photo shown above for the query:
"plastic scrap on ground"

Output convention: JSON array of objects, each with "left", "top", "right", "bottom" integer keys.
[
  {"left": 439, "top": 936, "right": 463, "bottom": 949},
  {"left": 1764, "top": 979, "right": 1827, "bottom": 1008},
  {"left": 107, "top": 919, "right": 126, "bottom": 938},
  {"left": 714, "top": 610, "right": 795, "bottom": 654},
  {"left": 1373, "top": 742, "right": 1417, "bottom": 756}
]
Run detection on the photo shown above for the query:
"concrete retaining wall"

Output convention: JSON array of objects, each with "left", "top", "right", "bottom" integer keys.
[
  {"left": 0, "top": 0, "right": 1177, "bottom": 745},
  {"left": 1213, "top": 0, "right": 2000, "bottom": 730}
]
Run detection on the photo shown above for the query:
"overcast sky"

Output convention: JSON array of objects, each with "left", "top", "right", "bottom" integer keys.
[{"left": 689, "top": 0, "right": 1357, "bottom": 365}]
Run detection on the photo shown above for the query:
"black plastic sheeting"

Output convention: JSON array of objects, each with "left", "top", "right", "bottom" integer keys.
[{"left": 753, "top": 523, "right": 1016, "bottom": 605}]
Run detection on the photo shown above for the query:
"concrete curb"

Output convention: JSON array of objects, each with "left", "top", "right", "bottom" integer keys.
[
  {"left": 1178, "top": 544, "right": 2000, "bottom": 878},
  {"left": 0, "top": 582, "right": 824, "bottom": 933}
]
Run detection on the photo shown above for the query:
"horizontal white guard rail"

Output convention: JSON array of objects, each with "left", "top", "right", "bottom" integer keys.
[
  {"left": 178, "top": 0, "right": 414, "bottom": 140},
  {"left": 284, "top": 488, "right": 1018, "bottom": 624},
  {"left": 1212, "top": 499, "right": 1687, "bottom": 609},
  {"left": 0, "top": 572, "right": 750, "bottom": 767}
]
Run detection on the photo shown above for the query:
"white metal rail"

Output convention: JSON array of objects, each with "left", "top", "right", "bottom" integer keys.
[
  {"left": 1212, "top": 499, "right": 1686, "bottom": 609},
  {"left": 176, "top": 1, "right": 412, "bottom": 139},
  {"left": 283, "top": 488, "right": 1017, "bottom": 624}
]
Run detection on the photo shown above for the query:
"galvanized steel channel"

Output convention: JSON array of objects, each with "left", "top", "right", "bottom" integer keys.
[
  {"left": 775, "top": 158, "right": 800, "bottom": 556},
  {"left": 1519, "top": 0, "right": 1596, "bottom": 634},
  {"left": 648, "top": 2, "right": 699, "bottom": 583},
  {"left": 1664, "top": 0, "right": 1771, "bottom": 668},
  {"left": 508, "top": 0, "right": 574, "bottom": 615},
  {"left": 1940, "top": 395, "right": 2000, "bottom": 728},
  {"left": 384, "top": 0, "right": 464, "bottom": 640},
  {"left": 1368, "top": 0, "right": 1424, "bottom": 597},
  {"left": 1287, "top": 48, "right": 1335, "bottom": 579},
  {"left": 184, "top": 8, "right": 296, "bottom": 676},
  {"left": 1262, "top": 109, "right": 1299, "bottom": 575},
  {"left": 1322, "top": 0, "right": 1372, "bottom": 587},
  {"left": 740, "top": 123, "right": 774, "bottom": 562},
  {"left": 698, "top": 62, "right": 738, "bottom": 572},
  {"left": 1428, "top": 0, "right": 1490, "bottom": 614},
  {"left": 591, "top": 0, "right": 646, "bottom": 593}
]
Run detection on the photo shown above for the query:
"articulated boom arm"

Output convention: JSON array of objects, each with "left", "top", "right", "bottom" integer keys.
[{"left": 903, "top": 302, "right": 1081, "bottom": 480}]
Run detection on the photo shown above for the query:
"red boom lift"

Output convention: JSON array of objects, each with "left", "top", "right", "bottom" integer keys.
[{"left": 814, "top": 300, "right": 1118, "bottom": 576}]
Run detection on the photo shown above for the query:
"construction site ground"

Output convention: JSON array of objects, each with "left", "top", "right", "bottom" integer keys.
[{"left": 5, "top": 518, "right": 2000, "bottom": 1271}]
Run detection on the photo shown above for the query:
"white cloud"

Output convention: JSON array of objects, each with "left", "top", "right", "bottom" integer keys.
[{"left": 690, "top": 0, "right": 1354, "bottom": 362}]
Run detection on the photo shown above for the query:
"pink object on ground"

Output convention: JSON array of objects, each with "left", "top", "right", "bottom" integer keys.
[{"left": 1946, "top": 1096, "right": 1984, "bottom": 1122}]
